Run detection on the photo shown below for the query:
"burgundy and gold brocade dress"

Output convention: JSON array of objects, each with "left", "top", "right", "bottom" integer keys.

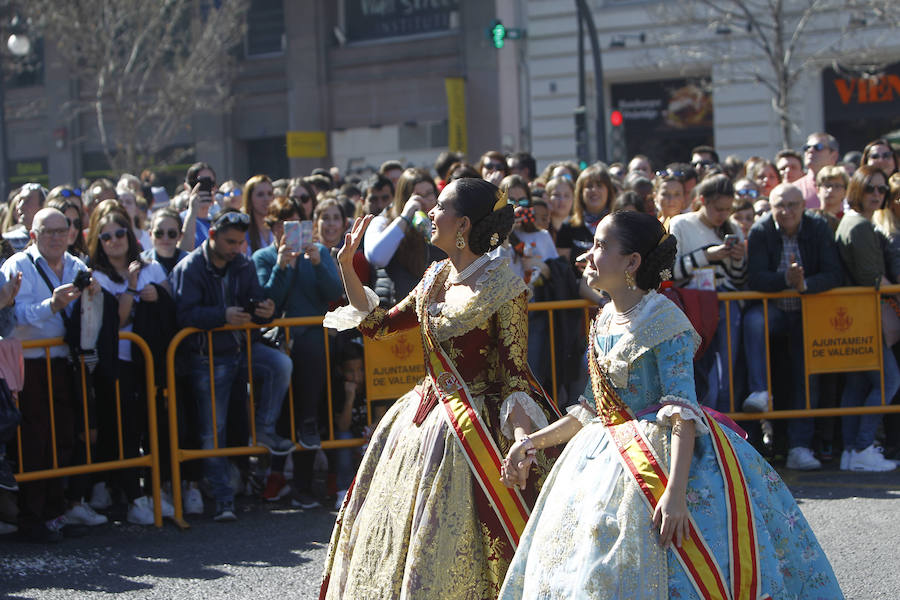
[{"left": 320, "top": 257, "right": 559, "bottom": 600}]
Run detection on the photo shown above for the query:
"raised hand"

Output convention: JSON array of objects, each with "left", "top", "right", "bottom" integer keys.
[{"left": 337, "top": 215, "right": 373, "bottom": 268}]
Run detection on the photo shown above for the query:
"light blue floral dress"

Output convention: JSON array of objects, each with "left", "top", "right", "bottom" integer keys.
[{"left": 499, "top": 291, "right": 843, "bottom": 599}]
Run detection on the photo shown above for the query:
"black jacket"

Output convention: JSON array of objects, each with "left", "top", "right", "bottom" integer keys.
[
  {"left": 745, "top": 212, "right": 842, "bottom": 294},
  {"left": 170, "top": 242, "right": 270, "bottom": 356}
]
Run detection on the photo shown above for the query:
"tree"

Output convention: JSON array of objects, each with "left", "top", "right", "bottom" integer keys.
[
  {"left": 651, "top": 0, "right": 900, "bottom": 148},
  {"left": 21, "top": 0, "right": 249, "bottom": 173}
]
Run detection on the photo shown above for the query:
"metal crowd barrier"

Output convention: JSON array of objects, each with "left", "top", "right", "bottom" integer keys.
[
  {"left": 12, "top": 332, "right": 163, "bottom": 527},
  {"left": 165, "top": 316, "right": 367, "bottom": 528}
]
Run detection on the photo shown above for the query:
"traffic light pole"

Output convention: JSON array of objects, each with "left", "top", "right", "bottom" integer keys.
[{"left": 574, "top": 0, "right": 607, "bottom": 164}]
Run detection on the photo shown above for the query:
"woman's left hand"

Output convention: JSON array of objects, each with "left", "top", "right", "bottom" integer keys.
[
  {"left": 653, "top": 488, "right": 690, "bottom": 548},
  {"left": 304, "top": 243, "right": 321, "bottom": 266},
  {"left": 139, "top": 284, "right": 158, "bottom": 303}
]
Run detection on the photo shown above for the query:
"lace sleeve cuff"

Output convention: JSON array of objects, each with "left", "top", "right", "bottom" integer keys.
[
  {"left": 656, "top": 396, "right": 708, "bottom": 436},
  {"left": 499, "top": 392, "right": 550, "bottom": 440},
  {"left": 323, "top": 286, "right": 380, "bottom": 331},
  {"left": 565, "top": 395, "right": 597, "bottom": 427}
]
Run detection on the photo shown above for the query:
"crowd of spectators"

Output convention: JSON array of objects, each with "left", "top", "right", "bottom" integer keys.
[{"left": 0, "top": 132, "right": 898, "bottom": 543}]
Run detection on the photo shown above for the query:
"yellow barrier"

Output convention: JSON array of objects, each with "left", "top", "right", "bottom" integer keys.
[
  {"left": 165, "top": 316, "right": 368, "bottom": 528},
  {"left": 12, "top": 332, "right": 162, "bottom": 527}
]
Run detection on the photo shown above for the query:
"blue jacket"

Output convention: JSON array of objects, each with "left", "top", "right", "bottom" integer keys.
[
  {"left": 170, "top": 241, "right": 268, "bottom": 356},
  {"left": 746, "top": 211, "right": 842, "bottom": 294},
  {"left": 252, "top": 243, "right": 343, "bottom": 335}
]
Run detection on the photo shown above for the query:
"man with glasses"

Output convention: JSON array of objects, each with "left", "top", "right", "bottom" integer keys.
[
  {"left": 1, "top": 207, "right": 99, "bottom": 541},
  {"left": 798, "top": 132, "right": 839, "bottom": 209},
  {"left": 690, "top": 144, "right": 720, "bottom": 180},
  {"left": 170, "top": 209, "right": 293, "bottom": 522},
  {"left": 742, "top": 184, "right": 842, "bottom": 470}
]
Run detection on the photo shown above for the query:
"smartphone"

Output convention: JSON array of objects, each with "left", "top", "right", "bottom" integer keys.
[
  {"left": 197, "top": 176, "right": 214, "bottom": 195},
  {"left": 73, "top": 270, "right": 91, "bottom": 291},
  {"left": 299, "top": 220, "right": 314, "bottom": 249},
  {"left": 283, "top": 220, "right": 301, "bottom": 253},
  {"left": 245, "top": 297, "right": 262, "bottom": 315},
  {"left": 724, "top": 234, "right": 739, "bottom": 248}
]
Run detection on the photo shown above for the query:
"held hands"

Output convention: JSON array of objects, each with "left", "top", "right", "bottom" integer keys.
[
  {"left": 653, "top": 488, "right": 691, "bottom": 549},
  {"left": 338, "top": 215, "right": 373, "bottom": 268},
  {"left": 785, "top": 254, "right": 805, "bottom": 292},
  {"left": 0, "top": 271, "right": 22, "bottom": 307},
  {"left": 499, "top": 437, "right": 536, "bottom": 490}
]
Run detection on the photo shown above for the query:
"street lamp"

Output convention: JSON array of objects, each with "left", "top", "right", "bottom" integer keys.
[{"left": 0, "top": 22, "right": 32, "bottom": 201}]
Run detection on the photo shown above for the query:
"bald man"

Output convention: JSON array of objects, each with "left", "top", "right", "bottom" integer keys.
[
  {"left": 0, "top": 207, "right": 99, "bottom": 542},
  {"left": 741, "top": 183, "right": 842, "bottom": 470}
]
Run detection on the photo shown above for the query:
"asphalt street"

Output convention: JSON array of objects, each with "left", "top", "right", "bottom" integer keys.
[{"left": 1, "top": 466, "right": 898, "bottom": 599}]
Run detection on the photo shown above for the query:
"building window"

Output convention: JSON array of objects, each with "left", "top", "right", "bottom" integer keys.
[{"left": 245, "top": 0, "right": 284, "bottom": 57}]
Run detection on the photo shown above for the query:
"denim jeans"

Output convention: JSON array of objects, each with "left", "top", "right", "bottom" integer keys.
[
  {"left": 190, "top": 342, "right": 292, "bottom": 504},
  {"left": 333, "top": 430, "right": 357, "bottom": 491},
  {"left": 742, "top": 303, "right": 819, "bottom": 449},
  {"left": 841, "top": 341, "right": 900, "bottom": 451},
  {"left": 704, "top": 299, "right": 742, "bottom": 413}
]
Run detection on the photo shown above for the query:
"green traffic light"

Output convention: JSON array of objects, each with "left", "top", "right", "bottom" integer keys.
[{"left": 492, "top": 22, "right": 506, "bottom": 49}]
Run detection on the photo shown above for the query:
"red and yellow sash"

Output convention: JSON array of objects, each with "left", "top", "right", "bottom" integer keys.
[
  {"left": 589, "top": 316, "right": 771, "bottom": 600},
  {"left": 417, "top": 260, "right": 557, "bottom": 547}
]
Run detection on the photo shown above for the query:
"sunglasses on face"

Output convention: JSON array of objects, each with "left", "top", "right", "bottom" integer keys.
[
  {"left": 869, "top": 152, "right": 894, "bottom": 161},
  {"left": 153, "top": 228, "right": 179, "bottom": 240},
  {"left": 68, "top": 217, "right": 82, "bottom": 230},
  {"left": 485, "top": 162, "right": 505, "bottom": 171},
  {"left": 736, "top": 188, "right": 760, "bottom": 199},
  {"left": 60, "top": 188, "right": 82, "bottom": 198},
  {"left": 864, "top": 184, "right": 889, "bottom": 195},
  {"left": 656, "top": 169, "right": 686, "bottom": 179},
  {"left": 99, "top": 228, "right": 128, "bottom": 243},
  {"left": 803, "top": 142, "right": 830, "bottom": 152},
  {"left": 508, "top": 197, "right": 530, "bottom": 207},
  {"left": 817, "top": 182, "right": 845, "bottom": 190},
  {"left": 290, "top": 194, "right": 312, "bottom": 203}
]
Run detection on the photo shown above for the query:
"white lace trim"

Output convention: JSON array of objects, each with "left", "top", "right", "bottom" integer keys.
[
  {"left": 473, "top": 256, "right": 509, "bottom": 288},
  {"left": 499, "top": 391, "right": 550, "bottom": 440},
  {"left": 322, "top": 286, "right": 380, "bottom": 331},
  {"left": 655, "top": 397, "right": 709, "bottom": 436},
  {"left": 563, "top": 395, "right": 596, "bottom": 427}
]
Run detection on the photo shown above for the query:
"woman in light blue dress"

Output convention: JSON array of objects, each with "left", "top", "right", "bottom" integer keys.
[{"left": 498, "top": 211, "right": 843, "bottom": 599}]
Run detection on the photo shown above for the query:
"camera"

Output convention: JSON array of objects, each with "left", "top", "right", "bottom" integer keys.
[
  {"left": 197, "top": 176, "right": 214, "bottom": 195},
  {"left": 73, "top": 270, "right": 92, "bottom": 291}
]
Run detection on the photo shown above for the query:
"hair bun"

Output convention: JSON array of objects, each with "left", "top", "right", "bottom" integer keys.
[
  {"left": 469, "top": 203, "right": 514, "bottom": 254},
  {"left": 635, "top": 233, "right": 677, "bottom": 290}
]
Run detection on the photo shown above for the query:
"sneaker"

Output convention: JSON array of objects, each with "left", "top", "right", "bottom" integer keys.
[
  {"left": 213, "top": 501, "right": 237, "bottom": 522},
  {"left": 849, "top": 444, "right": 898, "bottom": 472},
  {"left": 298, "top": 420, "right": 322, "bottom": 450},
  {"left": 840, "top": 450, "right": 851, "bottom": 471},
  {"left": 291, "top": 490, "right": 321, "bottom": 509},
  {"left": 65, "top": 501, "right": 108, "bottom": 526},
  {"left": 786, "top": 446, "right": 821, "bottom": 470},
  {"left": 127, "top": 496, "right": 155, "bottom": 525},
  {"left": 255, "top": 431, "right": 295, "bottom": 456},
  {"left": 0, "top": 459, "right": 18, "bottom": 491},
  {"left": 262, "top": 472, "right": 290, "bottom": 502},
  {"left": 334, "top": 489, "right": 348, "bottom": 511},
  {"left": 184, "top": 486, "right": 204, "bottom": 515},
  {"left": 89, "top": 482, "right": 112, "bottom": 510},
  {"left": 742, "top": 391, "right": 769, "bottom": 413}
]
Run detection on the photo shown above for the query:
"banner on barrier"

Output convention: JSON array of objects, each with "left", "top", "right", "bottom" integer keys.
[
  {"left": 802, "top": 293, "right": 881, "bottom": 374},
  {"left": 363, "top": 332, "right": 426, "bottom": 400}
]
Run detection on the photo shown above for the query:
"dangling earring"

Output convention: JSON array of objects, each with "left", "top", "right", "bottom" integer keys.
[
  {"left": 456, "top": 231, "right": 466, "bottom": 249},
  {"left": 624, "top": 270, "right": 636, "bottom": 290}
]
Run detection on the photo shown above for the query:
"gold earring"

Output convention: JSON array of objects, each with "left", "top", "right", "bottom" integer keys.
[
  {"left": 624, "top": 270, "right": 636, "bottom": 290},
  {"left": 456, "top": 231, "right": 466, "bottom": 249}
]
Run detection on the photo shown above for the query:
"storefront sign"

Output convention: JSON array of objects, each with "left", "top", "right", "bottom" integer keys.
[
  {"left": 7, "top": 158, "right": 48, "bottom": 186},
  {"left": 364, "top": 331, "right": 425, "bottom": 400},
  {"left": 802, "top": 293, "right": 881, "bottom": 374},
  {"left": 286, "top": 131, "right": 328, "bottom": 158},
  {"left": 345, "top": 0, "right": 460, "bottom": 43},
  {"left": 824, "top": 63, "right": 900, "bottom": 116}
]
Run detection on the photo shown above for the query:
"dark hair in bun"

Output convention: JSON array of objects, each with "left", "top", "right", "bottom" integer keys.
[
  {"left": 608, "top": 211, "right": 677, "bottom": 290},
  {"left": 450, "top": 178, "right": 515, "bottom": 255}
]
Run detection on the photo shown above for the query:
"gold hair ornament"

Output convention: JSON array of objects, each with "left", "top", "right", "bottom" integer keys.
[{"left": 493, "top": 189, "right": 508, "bottom": 211}]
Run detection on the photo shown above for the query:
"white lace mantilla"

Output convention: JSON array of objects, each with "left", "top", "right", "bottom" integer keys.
[
  {"left": 499, "top": 392, "right": 550, "bottom": 440},
  {"left": 322, "top": 286, "right": 380, "bottom": 331}
]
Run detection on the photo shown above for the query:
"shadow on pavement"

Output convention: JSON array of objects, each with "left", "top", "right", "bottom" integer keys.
[{"left": 780, "top": 466, "right": 900, "bottom": 501}]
